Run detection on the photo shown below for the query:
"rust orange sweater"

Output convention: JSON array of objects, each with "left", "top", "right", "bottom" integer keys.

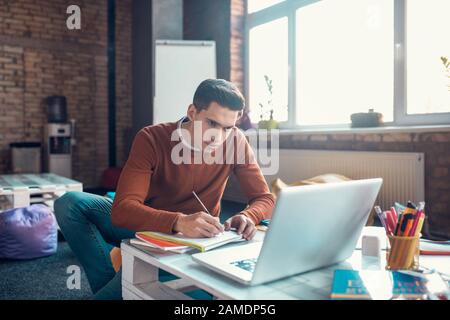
[{"left": 111, "top": 120, "right": 275, "bottom": 234}]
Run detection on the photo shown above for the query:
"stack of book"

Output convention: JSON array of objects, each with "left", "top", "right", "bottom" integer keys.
[
  {"left": 131, "top": 230, "right": 244, "bottom": 254},
  {"left": 131, "top": 233, "right": 192, "bottom": 254}
]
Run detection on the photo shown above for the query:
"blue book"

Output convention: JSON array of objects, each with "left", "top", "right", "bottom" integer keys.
[{"left": 331, "top": 269, "right": 433, "bottom": 300}]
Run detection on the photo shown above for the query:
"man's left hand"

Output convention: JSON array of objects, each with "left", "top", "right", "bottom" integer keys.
[{"left": 224, "top": 214, "right": 257, "bottom": 241}]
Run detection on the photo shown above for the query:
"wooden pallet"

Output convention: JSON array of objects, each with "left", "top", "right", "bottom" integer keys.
[{"left": 0, "top": 173, "right": 83, "bottom": 210}]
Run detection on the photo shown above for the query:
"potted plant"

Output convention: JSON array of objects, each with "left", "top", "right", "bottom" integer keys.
[
  {"left": 258, "top": 75, "right": 279, "bottom": 130},
  {"left": 441, "top": 56, "right": 450, "bottom": 90}
]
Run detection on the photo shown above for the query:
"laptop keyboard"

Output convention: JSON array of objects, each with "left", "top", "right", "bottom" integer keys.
[{"left": 230, "top": 258, "right": 257, "bottom": 273}]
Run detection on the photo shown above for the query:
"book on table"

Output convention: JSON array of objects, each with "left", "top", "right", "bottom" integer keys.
[
  {"left": 132, "top": 234, "right": 193, "bottom": 254},
  {"left": 135, "top": 230, "right": 244, "bottom": 252},
  {"left": 420, "top": 239, "right": 450, "bottom": 256},
  {"left": 330, "top": 269, "right": 449, "bottom": 300}
]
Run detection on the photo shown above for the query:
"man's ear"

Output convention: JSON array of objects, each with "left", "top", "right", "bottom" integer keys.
[
  {"left": 187, "top": 104, "right": 197, "bottom": 121},
  {"left": 236, "top": 110, "right": 243, "bottom": 120}
]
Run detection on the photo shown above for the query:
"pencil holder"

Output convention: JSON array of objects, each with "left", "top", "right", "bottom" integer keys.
[{"left": 386, "top": 235, "right": 420, "bottom": 270}]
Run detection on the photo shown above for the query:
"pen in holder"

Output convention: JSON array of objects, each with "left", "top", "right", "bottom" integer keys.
[{"left": 386, "top": 235, "right": 420, "bottom": 270}]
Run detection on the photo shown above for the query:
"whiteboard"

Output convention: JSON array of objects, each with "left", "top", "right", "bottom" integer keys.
[{"left": 154, "top": 40, "right": 217, "bottom": 124}]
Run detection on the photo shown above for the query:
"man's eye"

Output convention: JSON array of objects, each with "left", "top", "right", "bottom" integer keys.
[{"left": 208, "top": 120, "right": 216, "bottom": 127}]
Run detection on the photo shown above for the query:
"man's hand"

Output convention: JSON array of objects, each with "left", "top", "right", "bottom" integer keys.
[
  {"left": 173, "top": 212, "right": 224, "bottom": 238},
  {"left": 224, "top": 214, "right": 256, "bottom": 241}
]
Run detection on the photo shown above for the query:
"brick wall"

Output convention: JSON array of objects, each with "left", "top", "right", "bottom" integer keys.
[
  {"left": 115, "top": 0, "right": 132, "bottom": 166},
  {"left": 0, "top": 0, "right": 132, "bottom": 187},
  {"left": 230, "top": 0, "right": 245, "bottom": 94}
]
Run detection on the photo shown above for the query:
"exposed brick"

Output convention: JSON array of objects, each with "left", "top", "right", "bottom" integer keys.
[
  {"left": 433, "top": 167, "right": 449, "bottom": 178},
  {"left": 2, "top": 45, "right": 23, "bottom": 53},
  {"left": 331, "top": 134, "right": 355, "bottom": 141},
  {"left": 0, "top": 0, "right": 132, "bottom": 187},
  {"left": 430, "top": 133, "right": 450, "bottom": 142},
  {"left": 355, "top": 134, "right": 382, "bottom": 142},
  {"left": 438, "top": 156, "right": 450, "bottom": 166},
  {"left": 291, "top": 134, "right": 309, "bottom": 142},
  {"left": 382, "top": 133, "right": 413, "bottom": 143},
  {"left": 309, "top": 134, "right": 328, "bottom": 142},
  {"left": 230, "top": 0, "right": 245, "bottom": 94}
]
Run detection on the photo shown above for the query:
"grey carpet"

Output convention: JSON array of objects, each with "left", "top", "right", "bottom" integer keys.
[
  {"left": 0, "top": 240, "right": 92, "bottom": 300},
  {"left": 0, "top": 200, "right": 246, "bottom": 300}
]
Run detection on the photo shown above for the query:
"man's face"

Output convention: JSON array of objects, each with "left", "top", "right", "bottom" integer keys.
[{"left": 188, "top": 102, "right": 242, "bottom": 150}]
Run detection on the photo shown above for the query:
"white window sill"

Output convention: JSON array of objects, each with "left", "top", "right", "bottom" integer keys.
[{"left": 274, "top": 124, "right": 450, "bottom": 135}]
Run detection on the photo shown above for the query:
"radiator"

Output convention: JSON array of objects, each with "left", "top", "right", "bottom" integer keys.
[{"left": 223, "top": 149, "right": 425, "bottom": 211}]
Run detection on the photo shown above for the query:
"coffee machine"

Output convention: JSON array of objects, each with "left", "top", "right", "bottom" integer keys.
[{"left": 43, "top": 96, "right": 75, "bottom": 178}]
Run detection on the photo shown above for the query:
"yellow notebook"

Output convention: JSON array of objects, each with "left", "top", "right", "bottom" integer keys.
[{"left": 137, "top": 231, "right": 243, "bottom": 252}]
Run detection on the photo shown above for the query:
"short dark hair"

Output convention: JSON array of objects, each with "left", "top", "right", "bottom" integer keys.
[{"left": 193, "top": 79, "right": 245, "bottom": 111}]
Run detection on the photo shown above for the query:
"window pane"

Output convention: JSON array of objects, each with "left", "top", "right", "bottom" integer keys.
[
  {"left": 248, "top": 0, "right": 285, "bottom": 14},
  {"left": 406, "top": 0, "right": 450, "bottom": 115},
  {"left": 249, "top": 18, "right": 288, "bottom": 123},
  {"left": 296, "top": 0, "right": 394, "bottom": 125}
]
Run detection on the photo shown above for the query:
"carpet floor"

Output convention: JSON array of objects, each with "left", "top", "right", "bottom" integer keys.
[{"left": 0, "top": 200, "right": 246, "bottom": 300}]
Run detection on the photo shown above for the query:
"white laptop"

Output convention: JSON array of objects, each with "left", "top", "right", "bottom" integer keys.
[{"left": 192, "top": 178, "right": 383, "bottom": 286}]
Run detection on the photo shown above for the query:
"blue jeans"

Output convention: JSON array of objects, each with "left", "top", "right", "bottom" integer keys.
[
  {"left": 54, "top": 191, "right": 212, "bottom": 300},
  {"left": 54, "top": 191, "right": 135, "bottom": 300}
]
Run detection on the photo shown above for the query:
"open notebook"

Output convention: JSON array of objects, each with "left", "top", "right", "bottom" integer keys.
[{"left": 136, "top": 231, "right": 244, "bottom": 252}]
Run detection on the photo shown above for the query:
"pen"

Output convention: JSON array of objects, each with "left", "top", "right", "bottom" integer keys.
[
  {"left": 394, "top": 211, "right": 403, "bottom": 236},
  {"left": 403, "top": 217, "right": 414, "bottom": 236},
  {"left": 399, "top": 215, "right": 412, "bottom": 236},
  {"left": 413, "top": 213, "right": 425, "bottom": 237},
  {"left": 411, "top": 211, "right": 425, "bottom": 236},
  {"left": 395, "top": 201, "right": 415, "bottom": 236},
  {"left": 385, "top": 210, "right": 396, "bottom": 235},
  {"left": 192, "top": 191, "right": 225, "bottom": 235},
  {"left": 409, "top": 202, "right": 425, "bottom": 236},
  {"left": 374, "top": 206, "right": 387, "bottom": 232},
  {"left": 192, "top": 191, "right": 211, "bottom": 215},
  {"left": 390, "top": 207, "right": 398, "bottom": 223}
]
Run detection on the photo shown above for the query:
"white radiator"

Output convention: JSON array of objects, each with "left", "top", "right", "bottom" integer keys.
[{"left": 224, "top": 149, "right": 425, "bottom": 211}]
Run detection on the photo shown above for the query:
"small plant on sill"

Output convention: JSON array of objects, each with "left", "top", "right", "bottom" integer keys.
[
  {"left": 441, "top": 56, "right": 450, "bottom": 90},
  {"left": 258, "top": 75, "right": 279, "bottom": 130}
]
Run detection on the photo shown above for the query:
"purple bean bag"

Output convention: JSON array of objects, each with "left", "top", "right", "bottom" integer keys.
[{"left": 0, "top": 204, "right": 57, "bottom": 260}]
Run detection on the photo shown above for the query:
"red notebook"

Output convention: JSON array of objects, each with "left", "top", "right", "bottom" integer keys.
[{"left": 135, "top": 233, "right": 190, "bottom": 251}]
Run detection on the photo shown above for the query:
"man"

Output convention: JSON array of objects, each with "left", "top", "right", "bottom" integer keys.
[{"left": 55, "top": 79, "right": 275, "bottom": 299}]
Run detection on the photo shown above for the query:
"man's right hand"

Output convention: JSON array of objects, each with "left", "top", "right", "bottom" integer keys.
[{"left": 173, "top": 212, "right": 224, "bottom": 238}]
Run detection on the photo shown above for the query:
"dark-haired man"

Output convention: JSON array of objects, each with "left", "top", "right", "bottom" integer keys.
[{"left": 55, "top": 79, "right": 275, "bottom": 299}]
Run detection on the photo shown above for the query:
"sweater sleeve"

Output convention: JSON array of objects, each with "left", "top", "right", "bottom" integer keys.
[
  {"left": 232, "top": 131, "right": 275, "bottom": 225},
  {"left": 111, "top": 129, "right": 183, "bottom": 233}
]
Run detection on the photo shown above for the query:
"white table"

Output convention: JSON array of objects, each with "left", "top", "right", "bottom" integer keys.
[
  {"left": 121, "top": 230, "right": 449, "bottom": 300},
  {"left": 0, "top": 173, "right": 82, "bottom": 210}
]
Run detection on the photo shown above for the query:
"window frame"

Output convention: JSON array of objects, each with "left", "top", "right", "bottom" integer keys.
[{"left": 245, "top": 0, "right": 450, "bottom": 129}]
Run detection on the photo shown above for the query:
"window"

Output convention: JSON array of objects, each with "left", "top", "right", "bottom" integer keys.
[
  {"left": 246, "top": 0, "right": 450, "bottom": 128},
  {"left": 296, "top": 0, "right": 394, "bottom": 125},
  {"left": 406, "top": 0, "right": 450, "bottom": 115},
  {"left": 248, "top": 18, "right": 288, "bottom": 123}
]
